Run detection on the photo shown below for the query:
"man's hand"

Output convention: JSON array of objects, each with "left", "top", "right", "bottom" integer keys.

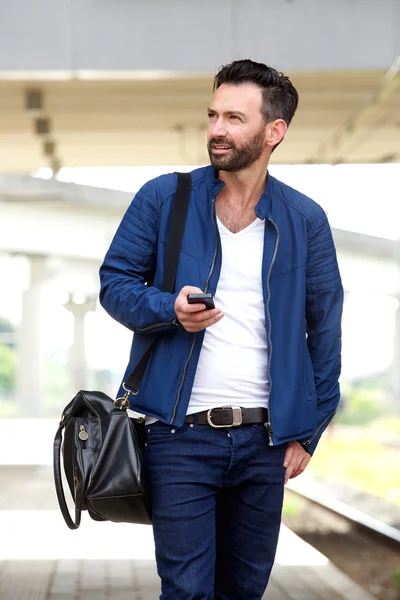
[
  {"left": 283, "top": 441, "right": 311, "bottom": 485},
  {"left": 174, "top": 286, "right": 224, "bottom": 333}
]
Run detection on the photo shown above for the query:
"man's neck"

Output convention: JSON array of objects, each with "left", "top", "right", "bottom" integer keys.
[
  {"left": 217, "top": 162, "right": 269, "bottom": 211},
  {"left": 215, "top": 161, "right": 270, "bottom": 233}
]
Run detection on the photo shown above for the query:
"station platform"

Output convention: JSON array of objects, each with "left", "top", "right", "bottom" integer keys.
[{"left": 0, "top": 464, "right": 375, "bottom": 600}]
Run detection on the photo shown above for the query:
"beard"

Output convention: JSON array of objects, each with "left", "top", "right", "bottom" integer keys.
[{"left": 207, "top": 126, "right": 266, "bottom": 172}]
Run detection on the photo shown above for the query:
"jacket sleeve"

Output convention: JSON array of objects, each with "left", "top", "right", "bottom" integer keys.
[
  {"left": 99, "top": 179, "right": 179, "bottom": 334},
  {"left": 302, "top": 206, "right": 344, "bottom": 455}
]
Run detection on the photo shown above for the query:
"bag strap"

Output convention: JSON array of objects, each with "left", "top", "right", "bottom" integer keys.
[
  {"left": 124, "top": 171, "right": 192, "bottom": 393},
  {"left": 161, "top": 172, "right": 192, "bottom": 293}
]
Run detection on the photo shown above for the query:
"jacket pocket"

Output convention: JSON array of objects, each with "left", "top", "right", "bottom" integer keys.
[{"left": 303, "top": 342, "right": 317, "bottom": 402}]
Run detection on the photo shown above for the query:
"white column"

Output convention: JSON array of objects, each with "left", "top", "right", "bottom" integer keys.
[
  {"left": 63, "top": 295, "right": 97, "bottom": 392},
  {"left": 16, "top": 255, "right": 51, "bottom": 417}
]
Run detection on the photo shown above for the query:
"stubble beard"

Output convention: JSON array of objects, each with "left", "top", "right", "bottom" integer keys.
[{"left": 207, "top": 126, "right": 266, "bottom": 173}]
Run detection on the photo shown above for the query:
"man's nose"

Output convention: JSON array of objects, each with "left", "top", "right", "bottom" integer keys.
[{"left": 210, "top": 118, "right": 227, "bottom": 138}]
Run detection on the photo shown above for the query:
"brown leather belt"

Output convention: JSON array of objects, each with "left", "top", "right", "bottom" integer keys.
[{"left": 184, "top": 406, "right": 268, "bottom": 428}]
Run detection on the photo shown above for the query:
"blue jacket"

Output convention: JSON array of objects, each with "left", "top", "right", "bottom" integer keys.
[{"left": 99, "top": 166, "right": 343, "bottom": 454}]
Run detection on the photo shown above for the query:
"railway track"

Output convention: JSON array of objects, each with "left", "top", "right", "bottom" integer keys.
[{"left": 286, "top": 478, "right": 400, "bottom": 550}]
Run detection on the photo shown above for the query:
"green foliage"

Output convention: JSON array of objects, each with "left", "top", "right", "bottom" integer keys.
[
  {"left": 336, "top": 386, "right": 388, "bottom": 426},
  {"left": 282, "top": 491, "right": 305, "bottom": 517},
  {"left": 309, "top": 436, "right": 400, "bottom": 507},
  {"left": 0, "top": 343, "right": 16, "bottom": 392},
  {"left": 0, "top": 316, "right": 14, "bottom": 334},
  {"left": 0, "top": 399, "right": 17, "bottom": 417},
  {"left": 391, "top": 570, "right": 400, "bottom": 595}
]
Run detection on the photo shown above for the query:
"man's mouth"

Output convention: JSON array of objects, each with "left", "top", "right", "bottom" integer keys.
[{"left": 212, "top": 145, "right": 232, "bottom": 151}]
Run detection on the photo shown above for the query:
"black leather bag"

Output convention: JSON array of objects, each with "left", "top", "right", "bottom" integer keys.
[{"left": 53, "top": 172, "right": 192, "bottom": 530}]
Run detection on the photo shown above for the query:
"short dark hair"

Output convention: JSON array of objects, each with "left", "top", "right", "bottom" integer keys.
[{"left": 213, "top": 59, "right": 299, "bottom": 128}]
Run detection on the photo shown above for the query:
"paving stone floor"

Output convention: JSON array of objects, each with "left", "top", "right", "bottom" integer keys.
[{"left": 0, "top": 463, "right": 376, "bottom": 599}]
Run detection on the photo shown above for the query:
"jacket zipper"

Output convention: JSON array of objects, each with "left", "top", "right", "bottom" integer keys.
[
  {"left": 170, "top": 197, "right": 219, "bottom": 424},
  {"left": 135, "top": 320, "right": 176, "bottom": 333},
  {"left": 264, "top": 218, "right": 280, "bottom": 446},
  {"left": 303, "top": 410, "right": 336, "bottom": 451}
]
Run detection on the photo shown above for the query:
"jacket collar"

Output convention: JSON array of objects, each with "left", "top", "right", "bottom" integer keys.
[
  {"left": 204, "top": 165, "right": 275, "bottom": 220},
  {"left": 205, "top": 166, "right": 225, "bottom": 197}
]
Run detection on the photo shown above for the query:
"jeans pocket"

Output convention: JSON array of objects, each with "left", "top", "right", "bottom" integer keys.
[{"left": 145, "top": 421, "right": 191, "bottom": 445}]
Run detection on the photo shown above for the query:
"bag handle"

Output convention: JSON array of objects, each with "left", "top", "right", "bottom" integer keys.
[
  {"left": 53, "top": 417, "right": 81, "bottom": 529},
  {"left": 123, "top": 171, "right": 192, "bottom": 394}
]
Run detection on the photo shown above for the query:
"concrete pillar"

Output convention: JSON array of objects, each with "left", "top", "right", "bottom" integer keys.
[
  {"left": 16, "top": 255, "right": 52, "bottom": 417},
  {"left": 63, "top": 295, "right": 97, "bottom": 392}
]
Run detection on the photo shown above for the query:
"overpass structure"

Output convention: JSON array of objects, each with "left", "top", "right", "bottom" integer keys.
[
  {"left": 0, "top": 0, "right": 399, "bottom": 171},
  {"left": 1, "top": 175, "right": 399, "bottom": 416}
]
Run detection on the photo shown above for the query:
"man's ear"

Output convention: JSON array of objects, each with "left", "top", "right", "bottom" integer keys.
[{"left": 265, "top": 119, "right": 287, "bottom": 149}]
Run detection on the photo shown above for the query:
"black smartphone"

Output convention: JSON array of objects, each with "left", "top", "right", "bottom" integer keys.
[{"left": 187, "top": 293, "right": 215, "bottom": 310}]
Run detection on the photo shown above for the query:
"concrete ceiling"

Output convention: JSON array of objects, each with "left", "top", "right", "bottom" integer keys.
[{"left": 0, "top": 70, "right": 399, "bottom": 172}]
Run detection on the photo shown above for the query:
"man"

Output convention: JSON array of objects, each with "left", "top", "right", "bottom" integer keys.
[{"left": 99, "top": 59, "right": 343, "bottom": 600}]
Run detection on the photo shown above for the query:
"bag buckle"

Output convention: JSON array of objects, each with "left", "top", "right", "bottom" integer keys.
[
  {"left": 113, "top": 382, "right": 139, "bottom": 410},
  {"left": 206, "top": 406, "right": 242, "bottom": 428}
]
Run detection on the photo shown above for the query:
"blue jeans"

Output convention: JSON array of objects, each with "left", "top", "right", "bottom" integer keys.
[{"left": 144, "top": 416, "right": 287, "bottom": 600}]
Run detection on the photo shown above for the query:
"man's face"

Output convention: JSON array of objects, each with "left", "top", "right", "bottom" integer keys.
[{"left": 207, "top": 83, "right": 267, "bottom": 172}]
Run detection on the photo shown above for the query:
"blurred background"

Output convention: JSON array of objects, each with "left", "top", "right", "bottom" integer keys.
[{"left": 0, "top": 1, "right": 399, "bottom": 599}]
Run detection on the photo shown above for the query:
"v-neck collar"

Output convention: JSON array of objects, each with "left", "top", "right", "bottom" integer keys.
[{"left": 217, "top": 216, "right": 264, "bottom": 238}]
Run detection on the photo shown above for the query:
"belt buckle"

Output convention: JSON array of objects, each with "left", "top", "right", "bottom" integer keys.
[{"left": 206, "top": 406, "right": 242, "bottom": 428}]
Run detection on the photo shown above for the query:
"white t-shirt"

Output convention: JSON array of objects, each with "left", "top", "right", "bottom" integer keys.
[{"left": 187, "top": 216, "right": 269, "bottom": 414}]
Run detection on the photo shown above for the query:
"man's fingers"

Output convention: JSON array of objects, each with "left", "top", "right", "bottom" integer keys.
[
  {"left": 180, "top": 302, "right": 207, "bottom": 314},
  {"left": 199, "top": 311, "right": 224, "bottom": 328},
  {"left": 283, "top": 442, "right": 311, "bottom": 484},
  {"left": 181, "top": 311, "right": 224, "bottom": 332},
  {"left": 286, "top": 460, "right": 302, "bottom": 482},
  {"left": 284, "top": 460, "right": 296, "bottom": 484},
  {"left": 291, "top": 455, "right": 311, "bottom": 479},
  {"left": 191, "top": 308, "right": 222, "bottom": 322},
  {"left": 179, "top": 308, "right": 222, "bottom": 324},
  {"left": 286, "top": 454, "right": 311, "bottom": 483},
  {"left": 283, "top": 446, "right": 294, "bottom": 468},
  {"left": 284, "top": 459, "right": 302, "bottom": 484},
  {"left": 290, "top": 467, "right": 302, "bottom": 479},
  {"left": 175, "top": 286, "right": 215, "bottom": 317},
  {"left": 180, "top": 286, "right": 204, "bottom": 295},
  {"left": 191, "top": 312, "right": 224, "bottom": 330}
]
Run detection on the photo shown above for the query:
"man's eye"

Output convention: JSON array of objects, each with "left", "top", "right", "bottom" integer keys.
[
  {"left": 208, "top": 113, "right": 217, "bottom": 119},
  {"left": 230, "top": 115, "right": 240, "bottom": 121}
]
